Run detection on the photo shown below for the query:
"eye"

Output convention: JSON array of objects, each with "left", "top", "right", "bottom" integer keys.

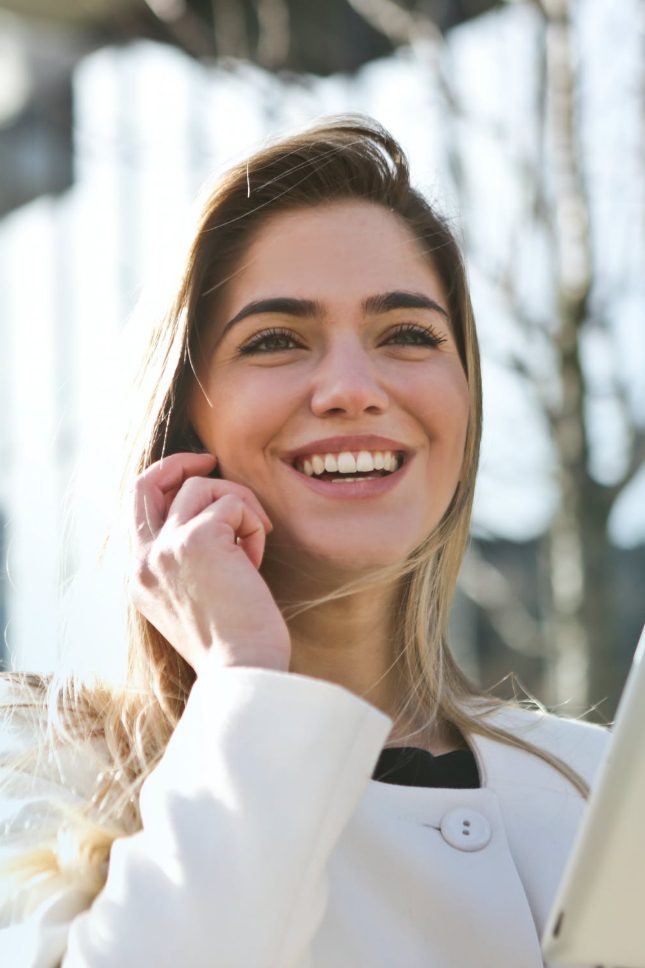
[
  {"left": 238, "top": 327, "right": 303, "bottom": 355},
  {"left": 384, "top": 323, "right": 447, "bottom": 348}
]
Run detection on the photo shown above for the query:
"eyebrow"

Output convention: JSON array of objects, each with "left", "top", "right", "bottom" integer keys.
[{"left": 220, "top": 290, "right": 449, "bottom": 339}]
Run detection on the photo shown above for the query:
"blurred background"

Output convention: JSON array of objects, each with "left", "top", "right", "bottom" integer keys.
[{"left": 0, "top": 0, "right": 643, "bottom": 721}]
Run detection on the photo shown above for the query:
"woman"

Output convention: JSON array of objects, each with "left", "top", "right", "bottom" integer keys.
[{"left": 0, "top": 116, "right": 609, "bottom": 967}]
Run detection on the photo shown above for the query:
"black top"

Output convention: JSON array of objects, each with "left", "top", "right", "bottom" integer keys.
[{"left": 371, "top": 746, "right": 480, "bottom": 788}]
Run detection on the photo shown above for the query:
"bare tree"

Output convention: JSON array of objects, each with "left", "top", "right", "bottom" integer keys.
[
  {"left": 532, "top": 0, "right": 644, "bottom": 716},
  {"left": 348, "top": 0, "right": 644, "bottom": 717}
]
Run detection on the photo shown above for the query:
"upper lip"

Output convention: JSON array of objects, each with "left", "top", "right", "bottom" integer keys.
[{"left": 283, "top": 435, "right": 413, "bottom": 464}]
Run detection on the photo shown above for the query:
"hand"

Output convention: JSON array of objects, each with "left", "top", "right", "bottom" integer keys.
[{"left": 127, "top": 452, "right": 291, "bottom": 677}]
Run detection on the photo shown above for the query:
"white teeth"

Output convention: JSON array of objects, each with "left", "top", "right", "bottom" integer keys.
[
  {"left": 337, "top": 452, "right": 357, "bottom": 474},
  {"left": 356, "top": 450, "right": 375, "bottom": 472},
  {"left": 296, "top": 449, "right": 402, "bottom": 477}
]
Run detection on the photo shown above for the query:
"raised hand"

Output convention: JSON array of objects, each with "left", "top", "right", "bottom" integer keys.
[{"left": 127, "top": 452, "right": 291, "bottom": 677}]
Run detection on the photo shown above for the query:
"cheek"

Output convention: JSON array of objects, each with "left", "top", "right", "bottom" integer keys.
[
  {"left": 196, "top": 369, "right": 296, "bottom": 473},
  {"left": 406, "top": 365, "right": 470, "bottom": 455}
]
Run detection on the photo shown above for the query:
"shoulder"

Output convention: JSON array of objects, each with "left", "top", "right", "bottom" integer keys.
[{"left": 467, "top": 700, "right": 611, "bottom": 791}]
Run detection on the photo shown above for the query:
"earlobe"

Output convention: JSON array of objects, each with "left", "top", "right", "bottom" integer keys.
[
  {"left": 184, "top": 426, "right": 220, "bottom": 478},
  {"left": 183, "top": 423, "right": 208, "bottom": 454}
]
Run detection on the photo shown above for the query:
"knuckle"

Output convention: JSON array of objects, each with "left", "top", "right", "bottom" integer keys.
[
  {"left": 229, "top": 482, "right": 256, "bottom": 504},
  {"left": 169, "top": 525, "right": 210, "bottom": 563},
  {"left": 150, "top": 543, "right": 176, "bottom": 571},
  {"left": 128, "top": 557, "right": 156, "bottom": 594},
  {"left": 173, "top": 535, "right": 196, "bottom": 563},
  {"left": 177, "top": 529, "right": 208, "bottom": 559},
  {"left": 178, "top": 475, "right": 203, "bottom": 494},
  {"left": 216, "top": 492, "right": 244, "bottom": 513}
]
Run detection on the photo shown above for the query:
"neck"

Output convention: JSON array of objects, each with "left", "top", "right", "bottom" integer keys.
[
  {"left": 288, "top": 588, "right": 403, "bottom": 717},
  {"left": 263, "top": 554, "right": 403, "bottom": 715},
  {"left": 262, "top": 556, "right": 460, "bottom": 754}
]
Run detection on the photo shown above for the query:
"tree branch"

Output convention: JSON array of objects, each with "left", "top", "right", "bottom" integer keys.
[
  {"left": 458, "top": 547, "right": 546, "bottom": 657},
  {"left": 346, "top": 0, "right": 441, "bottom": 47}
]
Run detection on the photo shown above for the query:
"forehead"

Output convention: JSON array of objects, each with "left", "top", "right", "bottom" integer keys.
[{"left": 219, "top": 200, "right": 446, "bottom": 312}]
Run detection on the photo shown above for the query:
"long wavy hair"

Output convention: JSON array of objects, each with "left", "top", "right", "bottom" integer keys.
[{"left": 0, "top": 115, "right": 589, "bottom": 922}]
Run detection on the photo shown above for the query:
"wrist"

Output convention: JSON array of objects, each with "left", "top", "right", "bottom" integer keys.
[{"left": 197, "top": 642, "right": 291, "bottom": 677}]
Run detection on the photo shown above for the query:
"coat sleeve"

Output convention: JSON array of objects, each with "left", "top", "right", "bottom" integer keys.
[{"left": 0, "top": 667, "right": 393, "bottom": 968}]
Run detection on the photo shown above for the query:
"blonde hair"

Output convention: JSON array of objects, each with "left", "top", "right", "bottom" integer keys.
[{"left": 0, "top": 115, "right": 589, "bottom": 920}]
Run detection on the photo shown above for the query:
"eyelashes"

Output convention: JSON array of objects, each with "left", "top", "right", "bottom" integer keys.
[
  {"left": 237, "top": 323, "right": 447, "bottom": 356},
  {"left": 238, "top": 327, "right": 299, "bottom": 355},
  {"left": 387, "top": 322, "right": 447, "bottom": 348}
]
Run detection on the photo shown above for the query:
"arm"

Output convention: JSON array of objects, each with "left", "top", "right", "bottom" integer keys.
[{"left": 2, "top": 667, "right": 391, "bottom": 968}]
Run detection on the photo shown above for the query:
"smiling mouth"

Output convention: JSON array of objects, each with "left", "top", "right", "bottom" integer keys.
[{"left": 291, "top": 451, "right": 406, "bottom": 482}]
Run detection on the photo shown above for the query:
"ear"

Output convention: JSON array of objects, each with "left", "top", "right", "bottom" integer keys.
[
  {"left": 183, "top": 423, "right": 221, "bottom": 478},
  {"left": 183, "top": 422, "right": 208, "bottom": 454}
]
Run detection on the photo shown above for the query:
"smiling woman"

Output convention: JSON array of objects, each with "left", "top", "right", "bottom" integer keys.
[
  {"left": 0, "top": 116, "right": 609, "bottom": 967},
  {"left": 189, "top": 200, "right": 469, "bottom": 588}
]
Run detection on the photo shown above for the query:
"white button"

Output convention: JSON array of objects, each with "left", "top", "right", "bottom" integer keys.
[{"left": 440, "top": 808, "right": 491, "bottom": 851}]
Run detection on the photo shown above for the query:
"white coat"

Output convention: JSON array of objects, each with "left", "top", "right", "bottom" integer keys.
[{"left": 0, "top": 666, "right": 610, "bottom": 967}]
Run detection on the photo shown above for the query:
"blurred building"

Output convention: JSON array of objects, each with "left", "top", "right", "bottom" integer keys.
[{"left": 0, "top": 2, "right": 642, "bottom": 715}]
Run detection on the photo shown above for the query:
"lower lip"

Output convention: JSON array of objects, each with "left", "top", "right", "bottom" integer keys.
[{"left": 283, "top": 458, "right": 412, "bottom": 498}]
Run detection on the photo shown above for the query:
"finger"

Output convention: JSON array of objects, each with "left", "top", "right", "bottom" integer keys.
[
  {"left": 165, "top": 477, "right": 272, "bottom": 534},
  {"left": 132, "top": 452, "right": 217, "bottom": 545},
  {"left": 220, "top": 482, "right": 273, "bottom": 533},
  {"left": 138, "top": 452, "right": 272, "bottom": 532},
  {"left": 143, "top": 452, "right": 217, "bottom": 495},
  {"left": 190, "top": 493, "right": 267, "bottom": 569},
  {"left": 236, "top": 523, "right": 266, "bottom": 570}
]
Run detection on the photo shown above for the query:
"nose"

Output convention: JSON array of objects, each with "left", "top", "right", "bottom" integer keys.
[{"left": 309, "top": 339, "right": 389, "bottom": 418}]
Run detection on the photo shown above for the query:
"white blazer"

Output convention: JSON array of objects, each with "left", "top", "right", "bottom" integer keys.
[{"left": 0, "top": 666, "right": 610, "bottom": 968}]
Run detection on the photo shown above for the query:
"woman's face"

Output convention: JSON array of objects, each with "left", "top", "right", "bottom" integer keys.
[{"left": 189, "top": 200, "right": 470, "bottom": 575}]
